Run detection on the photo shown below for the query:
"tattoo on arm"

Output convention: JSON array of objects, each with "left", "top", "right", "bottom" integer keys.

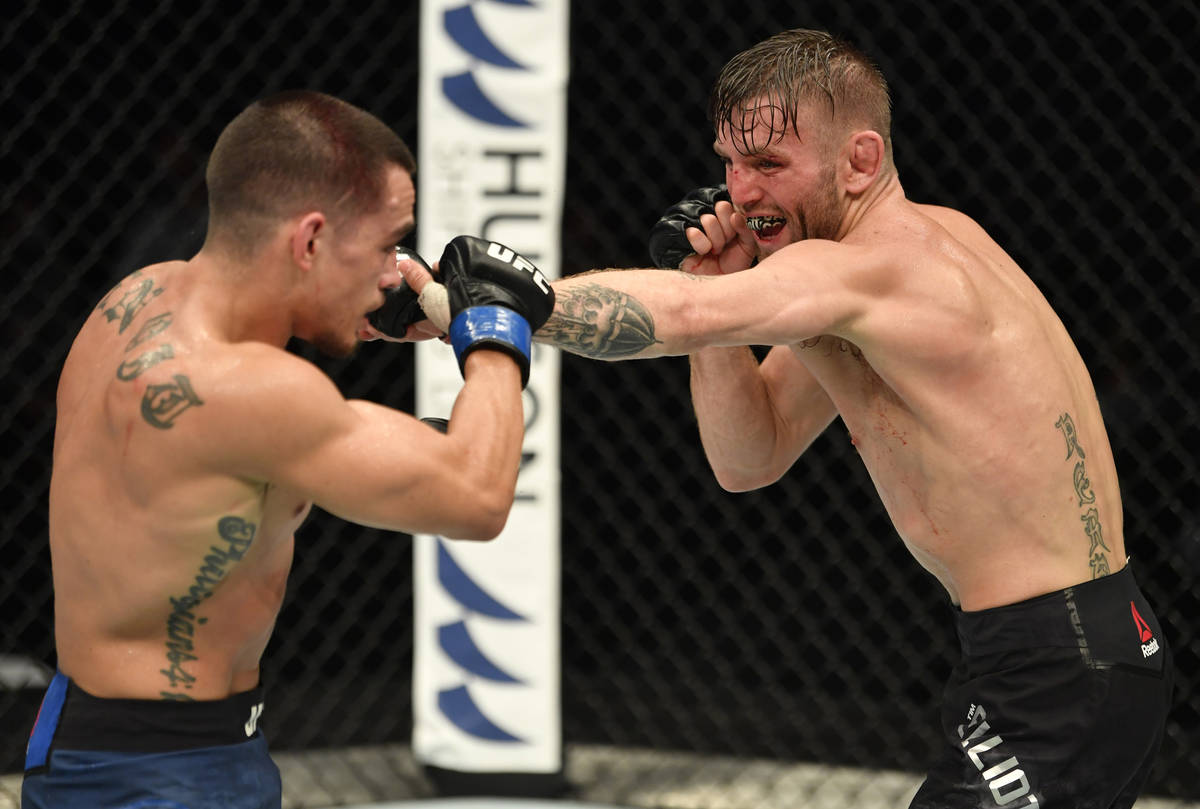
[
  {"left": 1055, "top": 412, "right": 1111, "bottom": 578},
  {"left": 539, "top": 282, "right": 662, "bottom": 358}
]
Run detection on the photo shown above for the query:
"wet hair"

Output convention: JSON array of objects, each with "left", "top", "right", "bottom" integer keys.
[
  {"left": 708, "top": 29, "right": 892, "bottom": 156},
  {"left": 204, "top": 90, "right": 415, "bottom": 255}
]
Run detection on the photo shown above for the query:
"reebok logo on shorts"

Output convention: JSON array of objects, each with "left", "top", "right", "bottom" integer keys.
[{"left": 1130, "top": 602, "right": 1159, "bottom": 658}]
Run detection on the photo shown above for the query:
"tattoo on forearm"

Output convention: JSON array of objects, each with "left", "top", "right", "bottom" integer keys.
[
  {"left": 1055, "top": 412, "right": 1111, "bottom": 578},
  {"left": 160, "top": 516, "right": 257, "bottom": 699},
  {"left": 539, "top": 283, "right": 662, "bottom": 358}
]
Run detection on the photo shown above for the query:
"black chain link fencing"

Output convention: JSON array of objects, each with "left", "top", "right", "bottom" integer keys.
[{"left": 1, "top": 0, "right": 1196, "bottom": 804}]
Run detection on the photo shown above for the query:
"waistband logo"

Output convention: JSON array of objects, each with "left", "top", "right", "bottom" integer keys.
[
  {"left": 244, "top": 702, "right": 264, "bottom": 737},
  {"left": 1130, "top": 602, "right": 1160, "bottom": 658}
]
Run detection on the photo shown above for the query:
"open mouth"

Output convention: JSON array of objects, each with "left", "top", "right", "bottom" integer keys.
[{"left": 746, "top": 216, "right": 786, "bottom": 239}]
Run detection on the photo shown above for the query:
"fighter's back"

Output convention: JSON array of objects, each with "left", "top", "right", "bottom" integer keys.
[{"left": 49, "top": 261, "right": 301, "bottom": 700}]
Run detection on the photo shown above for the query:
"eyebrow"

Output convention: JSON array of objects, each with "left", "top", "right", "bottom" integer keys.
[{"left": 387, "top": 223, "right": 415, "bottom": 244}]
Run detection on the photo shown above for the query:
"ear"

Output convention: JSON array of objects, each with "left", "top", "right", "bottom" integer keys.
[
  {"left": 844, "top": 130, "right": 885, "bottom": 194},
  {"left": 290, "top": 212, "right": 326, "bottom": 270}
]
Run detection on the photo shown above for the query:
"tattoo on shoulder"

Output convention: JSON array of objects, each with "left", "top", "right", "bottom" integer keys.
[
  {"left": 1054, "top": 412, "right": 1111, "bottom": 578},
  {"left": 126, "top": 312, "right": 173, "bottom": 351},
  {"left": 159, "top": 515, "right": 257, "bottom": 699},
  {"left": 540, "top": 282, "right": 662, "bottom": 358},
  {"left": 117, "top": 345, "right": 175, "bottom": 380},
  {"left": 107, "top": 308, "right": 202, "bottom": 427},
  {"left": 101, "top": 277, "right": 164, "bottom": 334},
  {"left": 141, "top": 374, "right": 204, "bottom": 429}
]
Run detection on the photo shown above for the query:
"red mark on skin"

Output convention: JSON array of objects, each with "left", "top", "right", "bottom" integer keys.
[
  {"left": 876, "top": 409, "right": 908, "bottom": 445},
  {"left": 899, "top": 477, "right": 941, "bottom": 537},
  {"left": 922, "top": 507, "right": 941, "bottom": 536}
]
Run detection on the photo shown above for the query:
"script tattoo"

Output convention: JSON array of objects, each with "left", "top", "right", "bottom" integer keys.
[
  {"left": 117, "top": 344, "right": 175, "bottom": 380},
  {"left": 1072, "top": 461, "right": 1095, "bottom": 506},
  {"left": 141, "top": 374, "right": 204, "bottom": 428},
  {"left": 1056, "top": 412, "right": 1085, "bottom": 460},
  {"left": 160, "top": 516, "right": 257, "bottom": 699},
  {"left": 1055, "top": 412, "right": 1109, "bottom": 578},
  {"left": 102, "top": 277, "right": 164, "bottom": 334},
  {"left": 539, "top": 283, "right": 661, "bottom": 358},
  {"left": 126, "top": 312, "right": 173, "bottom": 351},
  {"left": 110, "top": 303, "right": 201, "bottom": 427},
  {"left": 1081, "top": 507, "right": 1111, "bottom": 577}
]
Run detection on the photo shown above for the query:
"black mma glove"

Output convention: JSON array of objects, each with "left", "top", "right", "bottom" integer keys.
[
  {"left": 439, "top": 235, "right": 555, "bottom": 388},
  {"left": 367, "top": 248, "right": 436, "bottom": 337},
  {"left": 419, "top": 416, "right": 449, "bottom": 433},
  {"left": 647, "top": 184, "right": 730, "bottom": 269}
]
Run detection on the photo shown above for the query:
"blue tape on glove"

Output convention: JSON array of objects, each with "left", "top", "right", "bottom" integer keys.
[{"left": 449, "top": 306, "right": 532, "bottom": 383}]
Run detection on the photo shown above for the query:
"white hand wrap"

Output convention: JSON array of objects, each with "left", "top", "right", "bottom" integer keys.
[{"left": 417, "top": 282, "right": 452, "bottom": 333}]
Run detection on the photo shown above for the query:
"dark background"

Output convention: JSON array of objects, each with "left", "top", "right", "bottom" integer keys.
[{"left": 1, "top": 0, "right": 1196, "bottom": 801}]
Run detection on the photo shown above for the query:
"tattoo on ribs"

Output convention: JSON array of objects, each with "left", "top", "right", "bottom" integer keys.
[
  {"left": 540, "top": 283, "right": 661, "bottom": 358},
  {"left": 160, "top": 516, "right": 257, "bottom": 699},
  {"left": 1055, "top": 412, "right": 1111, "bottom": 578}
]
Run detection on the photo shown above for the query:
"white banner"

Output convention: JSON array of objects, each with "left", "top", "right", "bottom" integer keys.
[{"left": 413, "top": 0, "right": 567, "bottom": 775}]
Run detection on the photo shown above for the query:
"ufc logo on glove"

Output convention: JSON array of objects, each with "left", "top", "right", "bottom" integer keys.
[{"left": 487, "top": 242, "right": 551, "bottom": 294}]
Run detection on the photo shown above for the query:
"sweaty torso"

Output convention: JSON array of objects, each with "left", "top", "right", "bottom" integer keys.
[
  {"left": 50, "top": 262, "right": 310, "bottom": 699},
  {"left": 793, "top": 203, "right": 1123, "bottom": 609}
]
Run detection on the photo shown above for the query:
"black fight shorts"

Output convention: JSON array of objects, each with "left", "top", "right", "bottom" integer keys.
[{"left": 910, "top": 563, "right": 1173, "bottom": 809}]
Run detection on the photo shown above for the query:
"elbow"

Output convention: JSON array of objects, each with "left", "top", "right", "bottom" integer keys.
[
  {"left": 711, "top": 465, "right": 778, "bottom": 493},
  {"left": 463, "top": 506, "right": 511, "bottom": 541},
  {"left": 444, "top": 487, "right": 513, "bottom": 541}
]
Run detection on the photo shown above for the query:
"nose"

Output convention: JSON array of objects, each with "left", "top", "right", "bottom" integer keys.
[
  {"left": 380, "top": 262, "right": 405, "bottom": 291},
  {"left": 725, "top": 163, "right": 760, "bottom": 211}
]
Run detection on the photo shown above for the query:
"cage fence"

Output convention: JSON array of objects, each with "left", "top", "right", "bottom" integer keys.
[{"left": 1, "top": 1, "right": 1197, "bottom": 807}]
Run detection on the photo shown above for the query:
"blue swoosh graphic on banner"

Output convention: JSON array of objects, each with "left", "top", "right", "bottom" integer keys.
[
  {"left": 439, "top": 620, "right": 523, "bottom": 683},
  {"left": 445, "top": 5, "right": 525, "bottom": 69},
  {"left": 439, "top": 684, "right": 524, "bottom": 742},
  {"left": 437, "top": 539, "right": 526, "bottom": 620},
  {"left": 442, "top": 72, "right": 528, "bottom": 128},
  {"left": 440, "top": 1, "right": 531, "bottom": 128}
]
